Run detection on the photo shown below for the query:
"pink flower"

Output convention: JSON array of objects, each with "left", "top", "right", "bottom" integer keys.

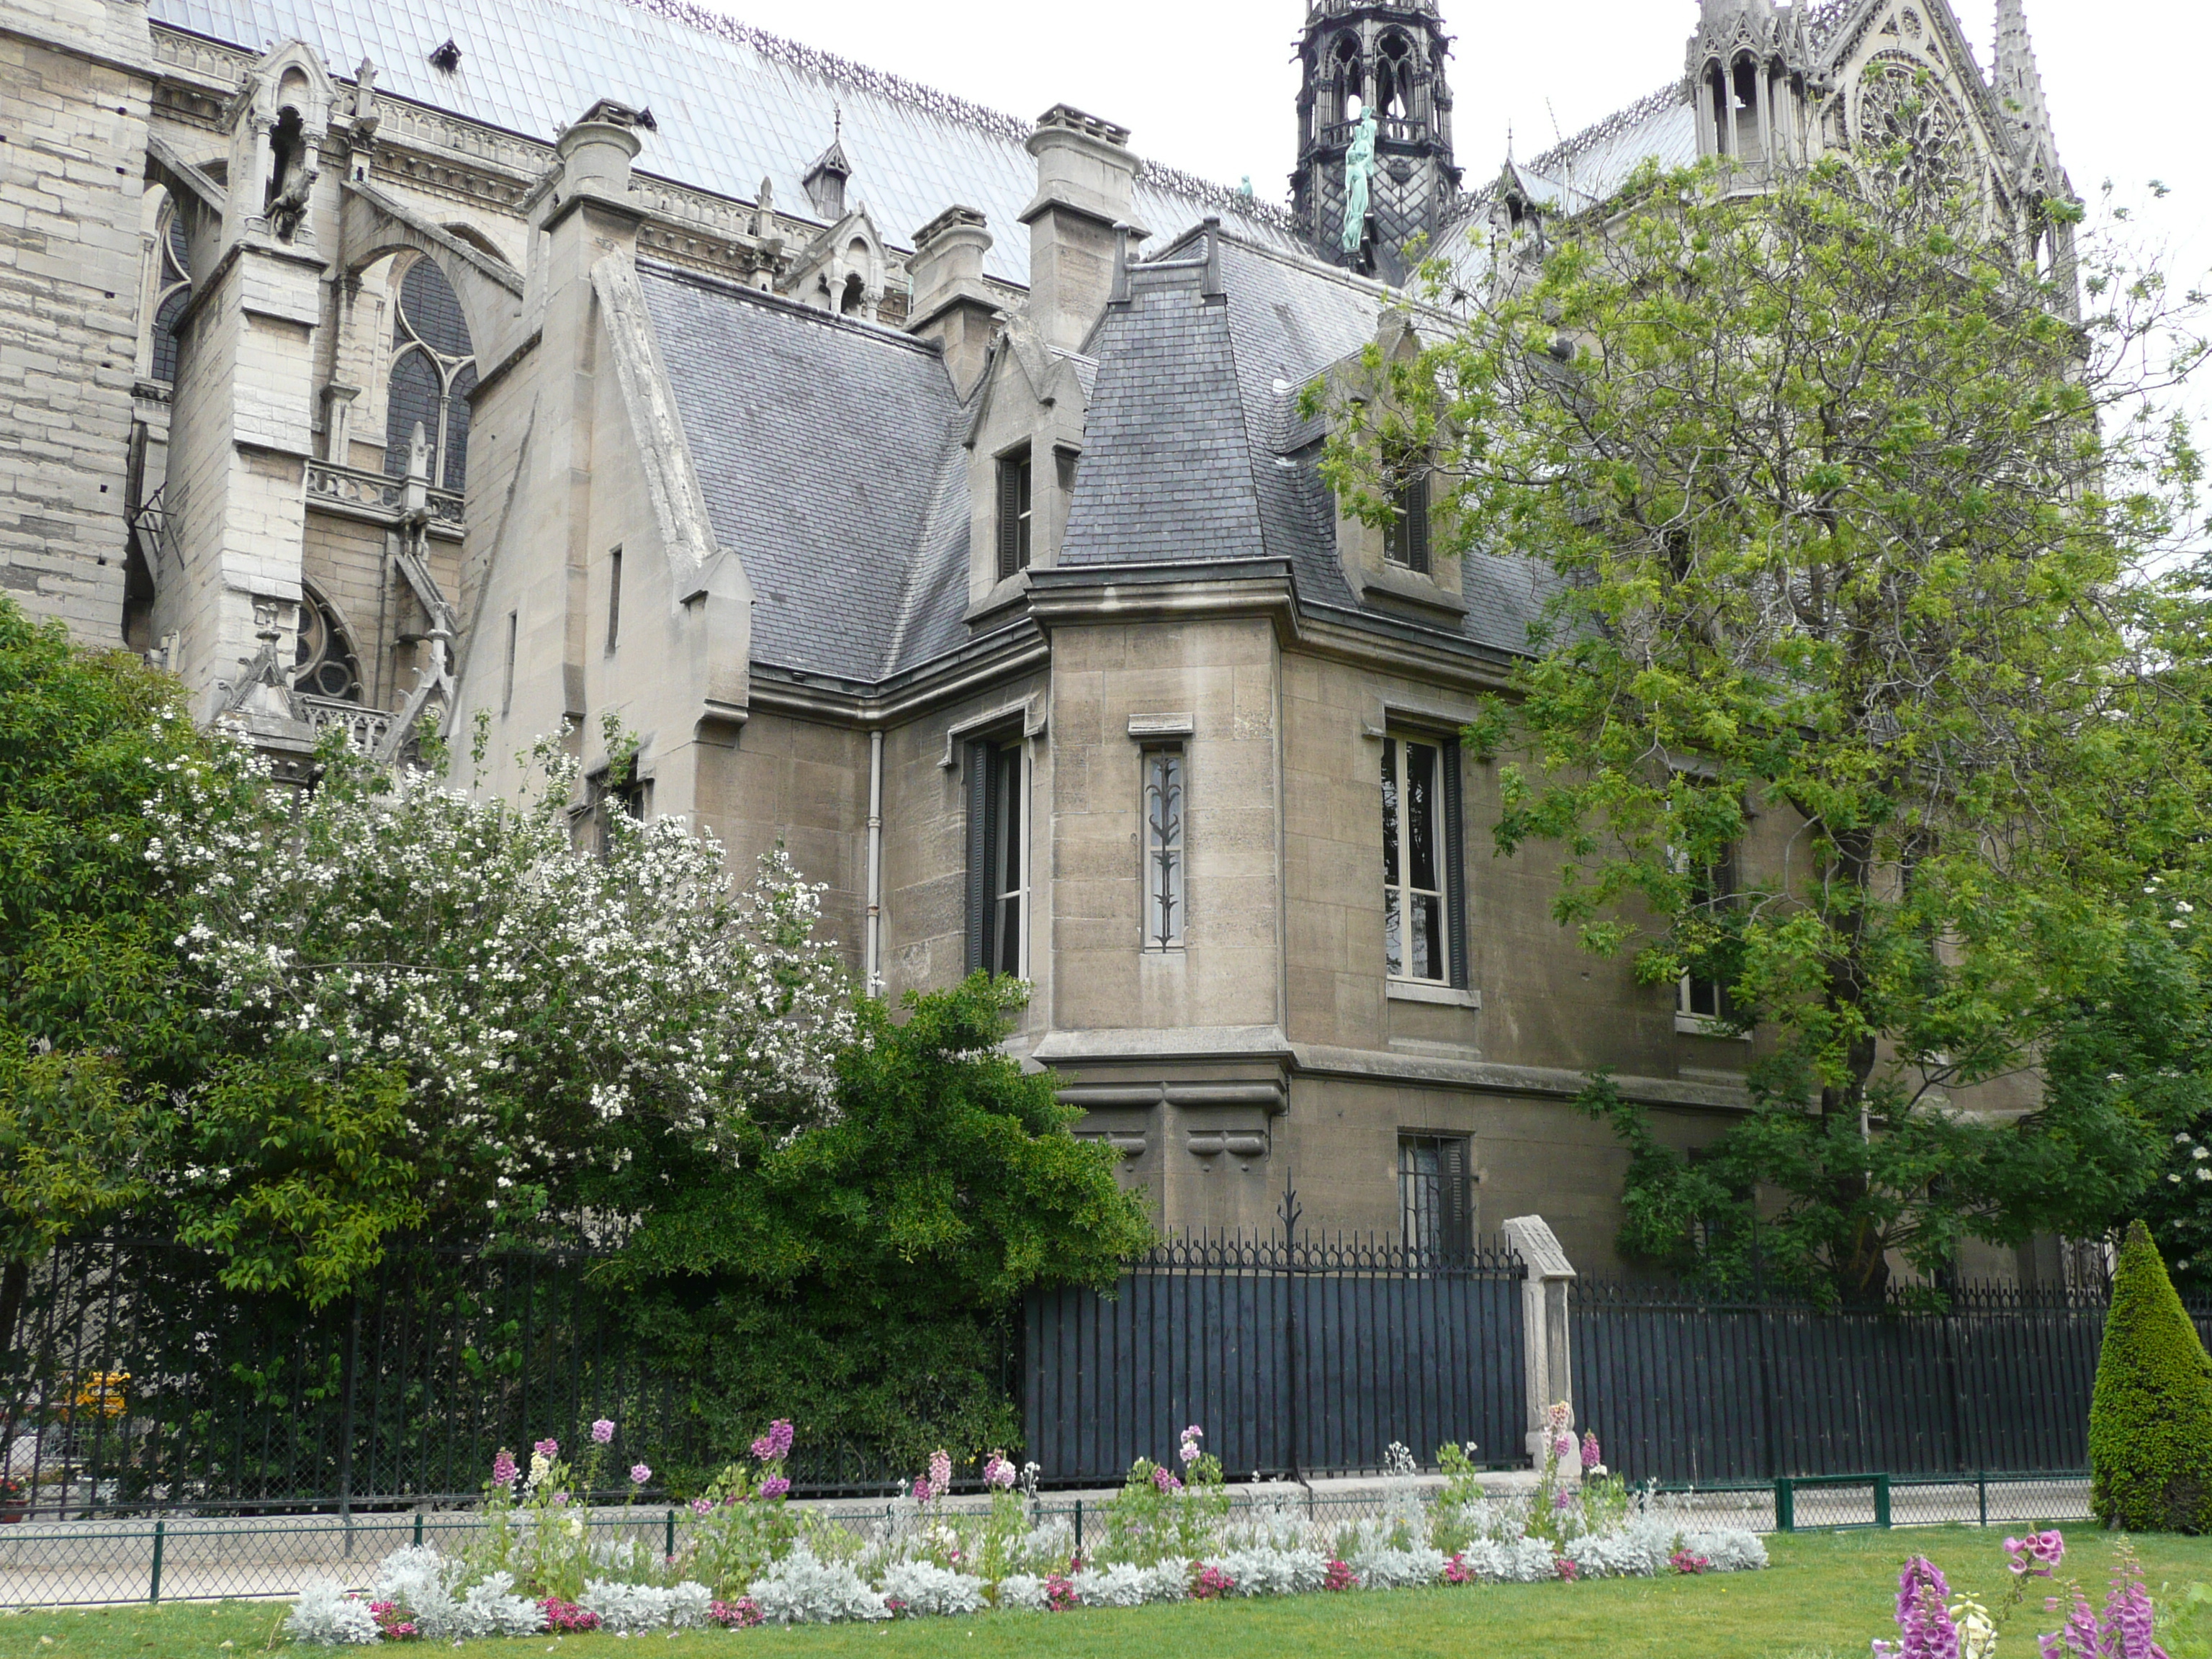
[
  {"left": 1555, "top": 1558, "right": 1580, "bottom": 1581},
  {"left": 533, "top": 1437, "right": 559, "bottom": 1459},
  {"left": 912, "top": 1475, "right": 935, "bottom": 1503},
  {"left": 1192, "top": 1565, "right": 1236, "bottom": 1600},
  {"left": 1554, "top": 1432, "right": 1577, "bottom": 1460},
  {"left": 490, "top": 1450, "right": 518, "bottom": 1488},
  {"left": 630, "top": 1462, "right": 652, "bottom": 1485},
  {"left": 929, "top": 1449, "right": 953, "bottom": 1494},
  {"left": 2007, "top": 1530, "right": 2066, "bottom": 1577},
  {"left": 709, "top": 1598, "right": 762, "bottom": 1629},
  {"left": 541, "top": 1597, "right": 601, "bottom": 1634},
  {"left": 1323, "top": 1559, "right": 1358, "bottom": 1592},
  {"left": 982, "top": 1452, "right": 1017, "bottom": 1490},
  {"left": 1552, "top": 1489, "right": 1575, "bottom": 1512},
  {"left": 590, "top": 1419, "right": 616, "bottom": 1445},
  {"left": 750, "top": 1419, "right": 796, "bottom": 1462},
  {"left": 688, "top": 1498, "right": 714, "bottom": 1517},
  {"left": 1043, "top": 1573, "right": 1079, "bottom": 1612},
  {"left": 1151, "top": 1465, "right": 1183, "bottom": 1494},
  {"left": 1442, "top": 1553, "right": 1472, "bottom": 1586},
  {"left": 758, "top": 1476, "right": 790, "bottom": 1501},
  {"left": 1581, "top": 1431, "right": 1603, "bottom": 1471}
]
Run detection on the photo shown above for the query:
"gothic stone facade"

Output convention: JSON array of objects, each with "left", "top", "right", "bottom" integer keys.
[{"left": 0, "top": 0, "right": 2078, "bottom": 1277}]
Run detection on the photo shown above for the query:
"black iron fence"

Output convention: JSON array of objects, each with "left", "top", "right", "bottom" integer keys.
[
  {"left": 0, "top": 1241, "right": 912, "bottom": 1517},
  {"left": 1573, "top": 1278, "right": 2212, "bottom": 1485},
  {"left": 1022, "top": 1231, "right": 1527, "bottom": 1483}
]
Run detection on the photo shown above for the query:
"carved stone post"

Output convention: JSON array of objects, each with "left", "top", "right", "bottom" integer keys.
[{"left": 1501, "top": 1215, "right": 1578, "bottom": 1473}]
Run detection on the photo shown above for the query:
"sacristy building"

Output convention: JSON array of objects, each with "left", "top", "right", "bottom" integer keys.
[{"left": 0, "top": 0, "right": 2080, "bottom": 1273}]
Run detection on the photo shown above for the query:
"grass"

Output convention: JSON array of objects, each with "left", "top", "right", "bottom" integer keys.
[{"left": 4, "top": 1529, "right": 2212, "bottom": 1659}]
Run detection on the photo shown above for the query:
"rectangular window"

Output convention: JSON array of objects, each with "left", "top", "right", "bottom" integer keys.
[
  {"left": 966, "top": 736, "right": 1026, "bottom": 976},
  {"left": 1674, "top": 844, "right": 1736, "bottom": 1022},
  {"left": 1399, "top": 1132, "right": 1473, "bottom": 1258},
  {"left": 1382, "top": 732, "right": 1464, "bottom": 985},
  {"left": 605, "top": 547, "right": 622, "bottom": 653},
  {"left": 996, "top": 449, "right": 1033, "bottom": 580},
  {"left": 1142, "top": 746, "right": 1186, "bottom": 949},
  {"left": 501, "top": 610, "right": 517, "bottom": 715},
  {"left": 1384, "top": 469, "right": 1431, "bottom": 574}
]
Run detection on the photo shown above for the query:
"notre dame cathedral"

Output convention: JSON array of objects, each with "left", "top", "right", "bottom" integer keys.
[{"left": 0, "top": 0, "right": 2079, "bottom": 1274}]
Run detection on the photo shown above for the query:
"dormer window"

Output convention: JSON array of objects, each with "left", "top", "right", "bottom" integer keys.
[{"left": 996, "top": 447, "right": 1033, "bottom": 579}]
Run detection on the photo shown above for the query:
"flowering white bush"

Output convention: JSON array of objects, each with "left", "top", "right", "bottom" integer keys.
[
  {"left": 747, "top": 1546, "right": 890, "bottom": 1624},
  {"left": 284, "top": 1580, "right": 382, "bottom": 1646},
  {"left": 580, "top": 1578, "right": 713, "bottom": 1632},
  {"left": 146, "top": 728, "right": 858, "bottom": 1294},
  {"left": 881, "top": 1560, "right": 988, "bottom": 1616}
]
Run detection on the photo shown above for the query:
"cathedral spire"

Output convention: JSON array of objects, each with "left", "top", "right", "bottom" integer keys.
[{"left": 1992, "top": 0, "right": 2062, "bottom": 186}]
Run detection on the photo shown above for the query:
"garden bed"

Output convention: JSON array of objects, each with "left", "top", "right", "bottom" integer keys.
[{"left": 9, "top": 1531, "right": 2212, "bottom": 1659}]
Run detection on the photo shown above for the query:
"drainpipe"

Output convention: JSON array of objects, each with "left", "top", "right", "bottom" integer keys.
[{"left": 865, "top": 729, "right": 885, "bottom": 995}]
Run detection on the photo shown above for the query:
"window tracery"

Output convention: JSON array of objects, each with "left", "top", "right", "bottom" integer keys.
[
  {"left": 293, "top": 587, "right": 364, "bottom": 702},
  {"left": 382, "top": 255, "right": 477, "bottom": 491},
  {"left": 150, "top": 206, "right": 191, "bottom": 385},
  {"left": 1855, "top": 55, "right": 1970, "bottom": 205}
]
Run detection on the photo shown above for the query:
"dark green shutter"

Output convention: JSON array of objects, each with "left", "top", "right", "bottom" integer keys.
[
  {"left": 1406, "top": 473, "right": 1432, "bottom": 575},
  {"left": 1442, "top": 736, "right": 1468, "bottom": 990},
  {"left": 996, "top": 458, "right": 1022, "bottom": 580},
  {"left": 966, "top": 739, "right": 993, "bottom": 974}
]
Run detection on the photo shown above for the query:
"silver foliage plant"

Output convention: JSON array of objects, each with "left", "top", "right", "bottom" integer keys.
[
  {"left": 747, "top": 1546, "right": 891, "bottom": 1624},
  {"left": 579, "top": 1578, "right": 714, "bottom": 1632},
  {"left": 282, "top": 1580, "right": 382, "bottom": 1647}
]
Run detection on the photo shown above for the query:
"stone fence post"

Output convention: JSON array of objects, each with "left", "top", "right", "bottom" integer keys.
[{"left": 1501, "top": 1215, "right": 1578, "bottom": 1472}]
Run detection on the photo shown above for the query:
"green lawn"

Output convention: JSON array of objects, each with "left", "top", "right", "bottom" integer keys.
[{"left": 4, "top": 1529, "right": 2211, "bottom": 1659}]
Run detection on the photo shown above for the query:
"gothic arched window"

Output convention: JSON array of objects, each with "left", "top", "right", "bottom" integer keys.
[
  {"left": 382, "top": 255, "right": 477, "bottom": 491},
  {"left": 1377, "top": 32, "right": 1414, "bottom": 122},
  {"left": 1334, "top": 35, "right": 1363, "bottom": 122},
  {"left": 150, "top": 206, "right": 191, "bottom": 385},
  {"left": 293, "top": 587, "right": 364, "bottom": 702}
]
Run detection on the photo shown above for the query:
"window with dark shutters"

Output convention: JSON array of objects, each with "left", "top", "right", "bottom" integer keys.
[
  {"left": 1385, "top": 469, "right": 1431, "bottom": 574},
  {"left": 996, "top": 450, "right": 1033, "bottom": 580},
  {"left": 1382, "top": 732, "right": 1467, "bottom": 987},
  {"left": 965, "top": 736, "right": 1025, "bottom": 976}
]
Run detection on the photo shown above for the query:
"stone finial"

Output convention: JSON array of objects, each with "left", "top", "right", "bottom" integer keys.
[
  {"left": 552, "top": 103, "right": 644, "bottom": 204},
  {"left": 1994, "top": 0, "right": 2062, "bottom": 180}
]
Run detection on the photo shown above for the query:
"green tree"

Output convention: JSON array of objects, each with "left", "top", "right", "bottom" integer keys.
[
  {"left": 603, "top": 974, "right": 1154, "bottom": 1476},
  {"left": 0, "top": 598, "right": 233, "bottom": 1269},
  {"left": 2090, "top": 1219, "right": 2212, "bottom": 1533},
  {"left": 1316, "top": 157, "right": 2209, "bottom": 1302}
]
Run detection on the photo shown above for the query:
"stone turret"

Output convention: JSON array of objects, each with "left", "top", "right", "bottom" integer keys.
[
  {"left": 1291, "top": 0, "right": 1460, "bottom": 282},
  {"left": 1684, "top": 0, "right": 1817, "bottom": 173}
]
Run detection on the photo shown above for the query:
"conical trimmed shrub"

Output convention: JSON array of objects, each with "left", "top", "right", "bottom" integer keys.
[{"left": 2090, "top": 1219, "right": 2212, "bottom": 1533}]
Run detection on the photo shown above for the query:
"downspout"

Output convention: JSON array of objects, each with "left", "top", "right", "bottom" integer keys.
[{"left": 865, "top": 728, "right": 885, "bottom": 996}]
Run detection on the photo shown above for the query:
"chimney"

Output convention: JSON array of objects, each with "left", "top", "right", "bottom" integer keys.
[
  {"left": 1021, "top": 105, "right": 1143, "bottom": 351},
  {"left": 907, "top": 206, "right": 997, "bottom": 397}
]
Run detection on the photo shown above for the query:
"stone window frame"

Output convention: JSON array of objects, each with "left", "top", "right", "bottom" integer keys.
[
  {"left": 1398, "top": 1129, "right": 1475, "bottom": 1258},
  {"left": 1380, "top": 726, "right": 1469, "bottom": 992},
  {"left": 964, "top": 727, "right": 1030, "bottom": 980}
]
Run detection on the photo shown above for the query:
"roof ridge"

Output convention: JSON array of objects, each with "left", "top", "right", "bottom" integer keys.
[
  {"left": 620, "top": 0, "right": 1298, "bottom": 233},
  {"left": 634, "top": 256, "right": 943, "bottom": 355},
  {"left": 1524, "top": 82, "right": 1682, "bottom": 181}
]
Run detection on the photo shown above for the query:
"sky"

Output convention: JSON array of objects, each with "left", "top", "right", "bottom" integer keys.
[{"left": 690, "top": 0, "right": 2208, "bottom": 282}]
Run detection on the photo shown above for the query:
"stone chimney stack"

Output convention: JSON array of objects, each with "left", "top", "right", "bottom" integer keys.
[
  {"left": 906, "top": 206, "right": 997, "bottom": 397},
  {"left": 1021, "top": 105, "right": 1143, "bottom": 351}
]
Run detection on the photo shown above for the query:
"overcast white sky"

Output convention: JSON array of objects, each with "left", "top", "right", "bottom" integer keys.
[{"left": 698, "top": 0, "right": 2206, "bottom": 282}]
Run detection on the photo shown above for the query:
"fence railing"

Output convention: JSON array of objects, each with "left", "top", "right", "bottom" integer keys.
[
  {"left": 0, "top": 1241, "right": 915, "bottom": 1518},
  {"left": 1023, "top": 1231, "right": 1527, "bottom": 1484},
  {"left": 1572, "top": 1278, "right": 2212, "bottom": 1485}
]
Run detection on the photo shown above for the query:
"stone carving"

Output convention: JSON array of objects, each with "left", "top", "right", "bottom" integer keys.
[
  {"left": 1341, "top": 106, "right": 1377, "bottom": 253},
  {"left": 1856, "top": 53, "right": 1969, "bottom": 204}
]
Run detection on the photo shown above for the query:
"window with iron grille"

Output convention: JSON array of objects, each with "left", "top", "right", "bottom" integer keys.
[
  {"left": 1382, "top": 732, "right": 1466, "bottom": 986},
  {"left": 966, "top": 736, "right": 1026, "bottom": 976},
  {"left": 1399, "top": 1132, "right": 1473, "bottom": 1257},
  {"left": 1141, "top": 746, "right": 1185, "bottom": 949},
  {"left": 996, "top": 449, "right": 1033, "bottom": 580}
]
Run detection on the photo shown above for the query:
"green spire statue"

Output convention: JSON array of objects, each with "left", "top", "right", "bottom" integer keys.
[{"left": 1341, "top": 106, "right": 1378, "bottom": 255}]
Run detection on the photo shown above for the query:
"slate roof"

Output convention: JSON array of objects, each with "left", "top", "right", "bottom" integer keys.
[
  {"left": 1066, "top": 232, "right": 1553, "bottom": 660},
  {"left": 637, "top": 264, "right": 966, "bottom": 682},
  {"left": 148, "top": 0, "right": 1304, "bottom": 284}
]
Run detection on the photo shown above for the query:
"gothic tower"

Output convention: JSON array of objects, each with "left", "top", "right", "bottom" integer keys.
[{"left": 1291, "top": 0, "right": 1460, "bottom": 282}]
